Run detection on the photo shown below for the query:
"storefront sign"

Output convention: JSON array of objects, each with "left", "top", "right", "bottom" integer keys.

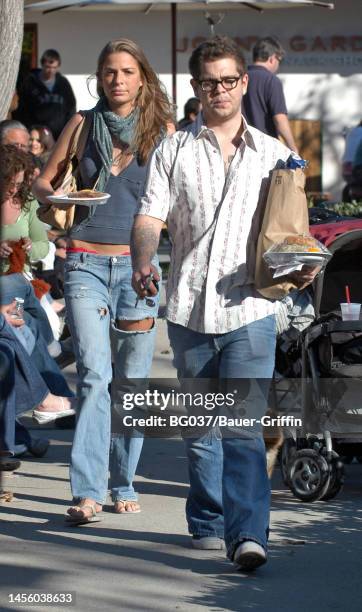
[{"left": 177, "top": 35, "right": 362, "bottom": 67}]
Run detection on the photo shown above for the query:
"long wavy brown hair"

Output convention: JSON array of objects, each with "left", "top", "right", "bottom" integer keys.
[
  {"left": 95, "top": 39, "right": 175, "bottom": 164},
  {"left": 0, "top": 144, "right": 33, "bottom": 209}
]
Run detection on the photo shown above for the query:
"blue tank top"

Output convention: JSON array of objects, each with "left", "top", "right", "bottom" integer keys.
[{"left": 69, "top": 136, "right": 149, "bottom": 244}]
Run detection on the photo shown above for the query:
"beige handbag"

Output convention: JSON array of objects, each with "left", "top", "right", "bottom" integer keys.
[
  {"left": 254, "top": 167, "right": 310, "bottom": 299},
  {"left": 37, "top": 113, "right": 93, "bottom": 230}
]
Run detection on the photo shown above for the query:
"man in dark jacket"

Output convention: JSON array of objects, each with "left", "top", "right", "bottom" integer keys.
[{"left": 15, "top": 49, "right": 76, "bottom": 141}]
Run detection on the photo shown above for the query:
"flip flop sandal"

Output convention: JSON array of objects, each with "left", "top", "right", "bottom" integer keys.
[
  {"left": 65, "top": 504, "right": 102, "bottom": 526},
  {"left": 33, "top": 397, "right": 76, "bottom": 425},
  {"left": 114, "top": 500, "right": 141, "bottom": 514}
]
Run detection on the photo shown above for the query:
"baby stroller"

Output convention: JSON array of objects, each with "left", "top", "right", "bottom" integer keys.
[{"left": 277, "top": 220, "right": 362, "bottom": 502}]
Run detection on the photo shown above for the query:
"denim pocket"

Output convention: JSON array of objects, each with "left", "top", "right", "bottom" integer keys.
[{"left": 64, "top": 261, "right": 80, "bottom": 273}]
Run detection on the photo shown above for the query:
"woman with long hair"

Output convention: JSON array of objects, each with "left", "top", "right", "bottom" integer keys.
[
  {"left": 29, "top": 125, "right": 55, "bottom": 168},
  {"left": 33, "top": 39, "right": 174, "bottom": 524},
  {"left": 0, "top": 144, "right": 74, "bottom": 421},
  {"left": 0, "top": 144, "right": 48, "bottom": 274}
]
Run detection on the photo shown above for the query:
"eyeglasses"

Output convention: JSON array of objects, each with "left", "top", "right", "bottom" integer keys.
[
  {"left": 197, "top": 76, "right": 241, "bottom": 93},
  {"left": 7, "top": 180, "right": 23, "bottom": 190},
  {"left": 275, "top": 55, "right": 284, "bottom": 63}
]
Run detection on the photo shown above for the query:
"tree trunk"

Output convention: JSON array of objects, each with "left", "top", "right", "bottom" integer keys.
[{"left": 0, "top": 1, "right": 24, "bottom": 120}]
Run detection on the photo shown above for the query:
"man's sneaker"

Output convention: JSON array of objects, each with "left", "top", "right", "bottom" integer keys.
[
  {"left": 233, "top": 541, "right": 267, "bottom": 571},
  {"left": 191, "top": 536, "right": 225, "bottom": 550}
]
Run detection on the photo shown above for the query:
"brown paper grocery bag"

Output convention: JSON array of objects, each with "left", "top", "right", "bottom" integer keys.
[{"left": 255, "top": 168, "right": 309, "bottom": 300}]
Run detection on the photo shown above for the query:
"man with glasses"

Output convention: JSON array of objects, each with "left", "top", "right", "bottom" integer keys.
[
  {"left": 131, "top": 36, "right": 317, "bottom": 571},
  {"left": 243, "top": 36, "right": 298, "bottom": 153}
]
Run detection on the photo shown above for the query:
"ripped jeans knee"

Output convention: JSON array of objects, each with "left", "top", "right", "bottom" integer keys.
[
  {"left": 110, "top": 318, "right": 156, "bottom": 378},
  {"left": 115, "top": 318, "right": 154, "bottom": 332}
]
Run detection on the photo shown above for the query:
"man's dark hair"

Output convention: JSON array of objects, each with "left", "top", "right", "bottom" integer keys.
[
  {"left": 41, "top": 49, "right": 61, "bottom": 65},
  {"left": 189, "top": 36, "right": 246, "bottom": 81},
  {"left": 184, "top": 97, "right": 200, "bottom": 119},
  {"left": 252, "top": 37, "right": 285, "bottom": 63}
]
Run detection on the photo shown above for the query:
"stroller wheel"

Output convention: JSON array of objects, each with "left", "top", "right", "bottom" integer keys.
[
  {"left": 280, "top": 438, "right": 297, "bottom": 486},
  {"left": 288, "top": 449, "right": 330, "bottom": 502},
  {"left": 321, "top": 452, "right": 345, "bottom": 501}
]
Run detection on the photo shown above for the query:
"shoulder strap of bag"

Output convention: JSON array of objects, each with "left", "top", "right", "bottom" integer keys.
[{"left": 74, "top": 112, "right": 93, "bottom": 163}]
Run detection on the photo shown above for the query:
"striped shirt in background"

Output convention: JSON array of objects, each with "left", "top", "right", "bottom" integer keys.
[{"left": 138, "top": 117, "right": 292, "bottom": 334}]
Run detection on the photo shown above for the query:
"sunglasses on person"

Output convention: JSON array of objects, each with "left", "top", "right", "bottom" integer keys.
[{"left": 197, "top": 76, "right": 242, "bottom": 93}]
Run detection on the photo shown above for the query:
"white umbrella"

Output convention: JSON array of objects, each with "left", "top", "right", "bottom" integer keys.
[
  {"left": 25, "top": 0, "right": 335, "bottom": 101},
  {"left": 25, "top": 1, "right": 334, "bottom": 8}
]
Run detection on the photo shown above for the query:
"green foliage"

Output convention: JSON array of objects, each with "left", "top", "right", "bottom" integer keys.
[{"left": 332, "top": 201, "right": 362, "bottom": 217}]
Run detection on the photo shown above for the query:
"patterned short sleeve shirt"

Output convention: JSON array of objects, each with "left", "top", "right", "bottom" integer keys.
[{"left": 138, "top": 117, "right": 292, "bottom": 334}]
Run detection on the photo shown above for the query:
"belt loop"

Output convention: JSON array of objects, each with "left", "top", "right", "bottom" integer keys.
[{"left": 80, "top": 252, "right": 86, "bottom": 263}]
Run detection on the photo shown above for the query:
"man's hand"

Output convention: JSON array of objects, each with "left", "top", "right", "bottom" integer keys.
[
  {"left": 288, "top": 265, "right": 321, "bottom": 287},
  {"left": 0, "top": 241, "right": 13, "bottom": 258},
  {"left": 0, "top": 302, "right": 25, "bottom": 327},
  {"left": 130, "top": 214, "right": 164, "bottom": 299},
  {"left": 132, "top": 264, "right": 160, "bottom": 299}
]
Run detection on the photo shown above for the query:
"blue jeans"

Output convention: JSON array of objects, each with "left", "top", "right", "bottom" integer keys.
[
  {"left": 168, "top": 316, "right": 276, "bottom": 559},
  {"left": 0, "top": 274, "right": 54, "bottom": 344},
  {"left": 0, "top": 315, "right": 48, "bottom": 455},
  {"left": 64, "top": 253, "right": 159, "bottom": 504},
  {"left": 0, "top": 274, "right": 72, "bottom": 397}
]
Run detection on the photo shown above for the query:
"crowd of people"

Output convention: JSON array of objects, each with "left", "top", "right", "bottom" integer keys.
[{"left": 1, "top": 35, "right": 324, "bottom": 572}]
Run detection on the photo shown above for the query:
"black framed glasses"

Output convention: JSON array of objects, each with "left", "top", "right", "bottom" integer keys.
[{"left": 197, "top": 76, "right": 241, "bottom": 93}]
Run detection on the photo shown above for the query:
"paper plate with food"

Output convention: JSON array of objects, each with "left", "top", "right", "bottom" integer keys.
[
  {"left": 47, "top": 190, "right": 111, "bottom": 206},
  {"left": 263, "top": 235, "right": 332, "bottom": 276}
]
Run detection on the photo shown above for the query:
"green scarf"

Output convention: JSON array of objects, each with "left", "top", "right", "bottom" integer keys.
[{"left": 91, "top": 97, "right": 139, "bottom": 192}]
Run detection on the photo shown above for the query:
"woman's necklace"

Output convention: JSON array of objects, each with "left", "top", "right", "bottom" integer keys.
[{"left": 112, "top": 139, "right": 133, "bottom": 172}]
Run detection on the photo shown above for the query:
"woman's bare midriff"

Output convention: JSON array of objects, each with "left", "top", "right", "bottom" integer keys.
[{"left": 68, "top": 239, "right": 130, "bottom": 255}]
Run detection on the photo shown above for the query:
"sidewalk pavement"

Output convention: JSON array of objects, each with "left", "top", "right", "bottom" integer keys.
[{"left": 1, "top": 302, "right": 362, "bottom": 610}]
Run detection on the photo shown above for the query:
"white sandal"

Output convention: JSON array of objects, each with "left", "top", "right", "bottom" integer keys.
[
  {"left": 65, "top": 503, "right": 102, "bottom": 525},
  {"left": 33, "top": 397, "right": 75, "bottom": 424}
]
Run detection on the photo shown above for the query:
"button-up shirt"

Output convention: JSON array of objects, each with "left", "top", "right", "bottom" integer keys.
[{"left": 138, "top": 117, "right": 292, "bottom": 334}]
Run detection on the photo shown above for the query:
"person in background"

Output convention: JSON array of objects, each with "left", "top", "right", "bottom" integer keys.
[
  {"left": 0, "top": 120, "right": 29, "bottom": 151},
  {"left": 0, "top": 273, "right": 75, "bottom": 414},
  {"left": 243, "top": 37, "right": 298, "bottom": 153},
  {"left": 0, "top": 145, "right": 49, "bottom": 276},
  {"left": 15, "top": 49, "right": 76, "bottom": 141},
  {"left": 0, "top": 120, "right": 42, "bottom": 180},
  {"left": 177, "top": 97, "right": 201, "bottom": 130},
  {"left": 341, "top": 120, "right": 362, "bottom": 201},
  {"left": 0, "top": 306, "right": 73, "bottom": 462},
  {"left": 0, "top": 144, "right": 65, "bottom": 337},
  {"left": 29, "top": 125, "right": 55, "bottom": 168}
]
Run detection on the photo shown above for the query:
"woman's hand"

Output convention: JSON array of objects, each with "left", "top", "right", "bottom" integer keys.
[
  {"left": 0, "top": 240, "right": 13, "bottom": 258},
  {"left": 0, "top": 302, "right": 25, "bottom": 327},
  {"left": 21, "top": 237, "right": 32, "bottom": 252}
]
